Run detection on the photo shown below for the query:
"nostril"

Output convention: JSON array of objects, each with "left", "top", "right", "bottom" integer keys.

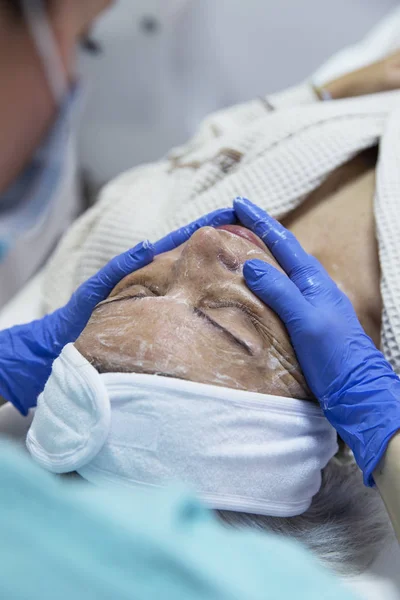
[
  {"left": 186, "top": 228, "right": 241, "bottom": 271},
  {"left": 217, "top": 250, "right": 240, "bottom": 272}
]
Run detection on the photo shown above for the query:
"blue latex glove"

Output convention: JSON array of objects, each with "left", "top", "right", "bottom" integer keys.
[
  {"left": 0, "top": 207, "right": 235, "bottom": 416},
  {"left": 234, "top": 196, "right": 400, "bottom": 486}
]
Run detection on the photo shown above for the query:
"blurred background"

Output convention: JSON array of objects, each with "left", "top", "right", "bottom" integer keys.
[
  {"left": 1, "top": 0, "right": 400, "bottom": 309},
  {"left": 78, "top": 0, "right": 399, "bottom": 191}
]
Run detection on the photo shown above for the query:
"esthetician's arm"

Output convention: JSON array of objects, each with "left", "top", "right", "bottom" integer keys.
[{"left": 234, "top": 197, "right": 400, "bottom": 539}]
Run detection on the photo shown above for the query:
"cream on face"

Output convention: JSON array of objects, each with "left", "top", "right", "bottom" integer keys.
[{"left": 75, "top": 226, "right": 310, "bottom": 398}]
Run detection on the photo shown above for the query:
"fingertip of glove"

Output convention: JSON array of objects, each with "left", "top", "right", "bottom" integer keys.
[
  {"left": 233, "top": 198, "right": 276, "bottom": 227},
  {"left": 125, "top": 240, "right": 155, "bottom": 268},
  {"left": 233, "top": 196, "right": 266, "bottom": 217},
  {"left": 208, "top": 207, "right": 236, "bottom": 226},
  {"left": 141, "top": 239, "right": 155, "bottom": 251},
  {"left": 233, "top": 196, "right": 251, "bottom": 207},
  {"left": 233, "top": 198, "right": 273, "bottom": 236},
  {"left": 243, "top": 259, "right": 270, "bottom": 279},
  {"left": 134, "top": 240, "right": 155, "bottom": 257}
]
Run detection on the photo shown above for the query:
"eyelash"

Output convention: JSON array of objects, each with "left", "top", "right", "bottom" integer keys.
[
  {"left": 205, "top": 300, "right": 257, "bottom": 320},
  {"left": 120, "top": 282, "right": 160, "bottom": 298},
  {"left": 101, "top": 286, "right": 159, "bottom": 307}
]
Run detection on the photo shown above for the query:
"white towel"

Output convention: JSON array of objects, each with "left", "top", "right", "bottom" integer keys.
[{"left": 27, "top": 344, "right": 338, "bottom": 518}]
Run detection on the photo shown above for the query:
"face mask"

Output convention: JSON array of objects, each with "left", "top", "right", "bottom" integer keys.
[
  {"left": 27, "top": 344, "right": 338, "bottom": 518},
  {"left": 0, "top": 0, "right": 80, "bottom": 261}
]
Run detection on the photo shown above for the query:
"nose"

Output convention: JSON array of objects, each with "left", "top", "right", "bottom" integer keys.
[{"left": 173, "top": 227, "right": 240, "bottom": 276}]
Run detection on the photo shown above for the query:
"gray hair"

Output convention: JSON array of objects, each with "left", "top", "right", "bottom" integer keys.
[{"left": 216, "top": 456, "right": 392, "bottom": 575}]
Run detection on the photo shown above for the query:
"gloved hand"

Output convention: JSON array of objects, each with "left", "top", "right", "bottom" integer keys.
[
  {"left": 0, "top": 207, "right": 235, "bottom": 416},
  {"left": 234, "top": 196, "right": 400, "bottom": 486}
]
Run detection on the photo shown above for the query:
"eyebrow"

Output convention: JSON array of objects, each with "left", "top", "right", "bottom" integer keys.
[{"left": 194, "top": 307, "right": 254, "bottom": 356}]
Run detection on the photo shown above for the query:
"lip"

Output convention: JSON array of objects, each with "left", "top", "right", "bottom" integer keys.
[{"left": 216, "top": 225, "right": 266, "bottom": 251}]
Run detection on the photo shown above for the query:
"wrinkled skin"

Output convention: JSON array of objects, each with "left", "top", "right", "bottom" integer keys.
[{"left": 75, "top": 226, "right": 309, "bottom": 398}]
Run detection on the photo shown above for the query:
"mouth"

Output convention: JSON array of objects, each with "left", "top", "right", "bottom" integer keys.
[{"left": 216, "top": 225, "right": 266, "bottom": 251}]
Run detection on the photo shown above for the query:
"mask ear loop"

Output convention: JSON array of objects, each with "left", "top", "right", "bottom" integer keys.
[{"left": 21, "top": 0, "right": 68, "bottom": 105}]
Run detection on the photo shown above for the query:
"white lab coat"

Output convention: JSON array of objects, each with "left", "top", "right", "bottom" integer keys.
[{"left": 77, "top": 0, "right": 399, "bottom": 187}]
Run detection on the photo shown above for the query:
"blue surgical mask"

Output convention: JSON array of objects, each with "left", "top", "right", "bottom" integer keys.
[{"left": 0, "top": 0, "right": 80, "bottom": 262}]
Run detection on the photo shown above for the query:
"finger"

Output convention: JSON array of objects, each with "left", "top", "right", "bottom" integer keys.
[
  {"left": 234, "top": 198, "right": 340, "bottom": 306},
  {"left": 50, "top": 241, "right": 155, "bottom": 344},
  {"left": 289, "top": 255, "right": 338, "bottom": 304},
  {"left": 153, "top": 207, "right": 236, "bottom": 255},
  {"left": 243, "top": 259, "right": 310, "bottom": 325},
  {"left": 74, "top": 240, "right": 155, "bottom": 309},
  {"left": 93, "top": 240, "right": 155, "bottom": 291},
  {"left": 234, "top": 197, "right": 310, "bottom": 275}
]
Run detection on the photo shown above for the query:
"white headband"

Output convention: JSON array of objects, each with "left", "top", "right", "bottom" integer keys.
[{"left": 27, "top": 344, "right": 338, "bottom": 517}]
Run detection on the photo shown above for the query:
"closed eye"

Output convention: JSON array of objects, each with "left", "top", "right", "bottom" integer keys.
[
  {"left": 194, "top": 307, "right": 255, "bottom": 356},
  {"left": 95, "top": 286, "right": 159, "bottom": 309},
  {"left": 204, "top": 300, "right": 264, "bottom": 335}
]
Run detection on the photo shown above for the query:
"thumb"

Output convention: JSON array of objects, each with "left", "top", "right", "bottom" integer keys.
[
  {"left": 94, "top": 240, "right": 155, "bottom": 292},
  {"left": 243, "top": 260, "right": 309, "bottom": 324},
  {"left": 48, "top": 241, "right": 156, "bottom": 348},
  {"left": 67, "top": 241, "right": 155, "bottom": 319}
]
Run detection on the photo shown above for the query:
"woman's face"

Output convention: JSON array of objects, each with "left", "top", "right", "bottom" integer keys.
[{"left": 76, "top": 225, "right": 309, "bottom": 398}]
